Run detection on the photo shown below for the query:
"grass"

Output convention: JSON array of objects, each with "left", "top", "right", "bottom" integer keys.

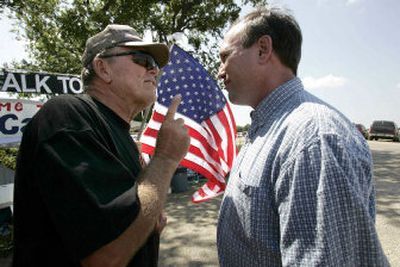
[{"left": 0, "top": 224, "right": 13, "bottom": 258}]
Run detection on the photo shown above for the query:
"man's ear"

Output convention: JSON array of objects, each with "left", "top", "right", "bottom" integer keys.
[
  {"left": 257, "top": 35, "right": 273, "bottom": 63},
  {"left": 92, "top": 57, "right": 112, "bottom": 83}
]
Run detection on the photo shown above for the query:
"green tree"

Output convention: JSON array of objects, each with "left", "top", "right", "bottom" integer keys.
[
  {"left": 236, "top": 123, "right": 250, "bottom": 132},
  {"left": 0, "top": 147, "right": 19, "bottom": 170},
  {"left": 2, "top": 0, "right": 268, "bottom": 77},
  {"left": 243, "top": 123, "right": 250, "bottom": 131}
]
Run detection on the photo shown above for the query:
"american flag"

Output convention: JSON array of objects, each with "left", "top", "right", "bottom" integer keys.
[{"left": 140, "top": 44, "right": 237, "bottom": 203}]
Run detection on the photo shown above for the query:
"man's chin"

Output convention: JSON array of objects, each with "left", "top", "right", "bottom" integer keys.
[
  {"left": 228, "top": 94, "right": 248, "bottom": 106},
  {"left": 227, "top": 93, "right": 238, "bottom": 104},
  {"left": 145, "top": 95, "right": 157, "bottom": 107}
]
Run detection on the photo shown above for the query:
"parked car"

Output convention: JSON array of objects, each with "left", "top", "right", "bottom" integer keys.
[
  {"left": 369, "top": 120, "right": 399, "bottom": 142},
  {"left": 355, "top": 123, "right": 368, "bottom": 139}
]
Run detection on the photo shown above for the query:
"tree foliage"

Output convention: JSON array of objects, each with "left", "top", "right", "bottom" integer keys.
[
  {"left": 3, "top": 0, "right": 268, "bottom": 77},
  {"left": 236, "top": 124, "right": 250, "bottom": 132},
  {"left": 0, "top": 147, "right": 19, "bottom": 170}
]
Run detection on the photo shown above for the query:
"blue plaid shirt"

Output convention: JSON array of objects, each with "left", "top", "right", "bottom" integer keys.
[{"left": 217, "top": 77, "right": 389, "bottom": 266}]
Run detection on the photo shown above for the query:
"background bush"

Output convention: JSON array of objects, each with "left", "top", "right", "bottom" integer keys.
[{"left": 0, "top": 147, "right": 18, "bottom": 170}]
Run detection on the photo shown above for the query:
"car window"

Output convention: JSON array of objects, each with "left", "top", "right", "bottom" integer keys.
[{"left": 371, "top": 121, "right": 395, "bottom": 130}]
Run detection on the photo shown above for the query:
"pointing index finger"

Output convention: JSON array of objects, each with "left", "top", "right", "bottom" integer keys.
[{"left": 165, "top": 94, "right": 182, "bottom": 121}]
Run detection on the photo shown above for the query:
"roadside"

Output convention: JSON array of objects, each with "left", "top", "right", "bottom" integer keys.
[
  {"left": 1, "top": 141, "right": 399, "bottom": 267},
  {"left": 159, "top": 184, "right": 221, "bottom": 267},
  {"left": 159, "top": 141, "right": 400, "bottom": 266},
  {"left": 369, "top": 141, "right": 400, "bottom": 266}
]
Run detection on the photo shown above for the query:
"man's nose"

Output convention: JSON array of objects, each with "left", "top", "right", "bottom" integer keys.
[{"left": 148, "top": 66, "right": 159, "bottom": 76}]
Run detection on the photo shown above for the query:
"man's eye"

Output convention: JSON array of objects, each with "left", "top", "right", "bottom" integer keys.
[{"left": 220, "top": 54, "right": 227, "bottom": 62}]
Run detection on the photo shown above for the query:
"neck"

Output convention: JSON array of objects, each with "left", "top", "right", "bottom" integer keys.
[
  {"left": 87, "top": 83, "right": 141, "bottom": 124},
  {"left": 267, "top": 71, "right": 295, "bottom": 91},
  {"left": 254, "top": 67, "right": 295, "bottom": 108}
]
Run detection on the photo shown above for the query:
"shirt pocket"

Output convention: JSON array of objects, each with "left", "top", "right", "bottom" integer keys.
[
  {"left": 233, "top": 173, "right": 262, "bottom": 228},
  {"left": 236, "top": 172, "right": 255, "bottom": 195},
  {"left": 233, "top": 171, "right": 276, "bottom": 250}
]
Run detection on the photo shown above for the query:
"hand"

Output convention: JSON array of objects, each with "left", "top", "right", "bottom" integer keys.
[{"left": 154, "top": 95, "right": 190, "bottom": 164}]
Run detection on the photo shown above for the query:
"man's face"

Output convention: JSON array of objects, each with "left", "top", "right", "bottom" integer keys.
[
  {"left": 106, "top": 48, "right": 160, "bottom": 109},
  {"left": 218, "top": 23, "right": 260, "bottom": 107}
]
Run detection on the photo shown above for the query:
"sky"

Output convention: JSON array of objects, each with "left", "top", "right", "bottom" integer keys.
[{"left": 1, "top": 0, "right": 400, "bottom": 127}]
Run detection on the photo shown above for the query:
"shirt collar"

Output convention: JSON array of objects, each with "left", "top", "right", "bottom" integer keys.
[{"left": 250, "top": 76, "right": 304, "bottom": 129}]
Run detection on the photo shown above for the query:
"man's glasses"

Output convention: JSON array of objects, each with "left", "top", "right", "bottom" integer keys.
[{"left": 99, "top": 50, "right": 159, "bottom": 70}]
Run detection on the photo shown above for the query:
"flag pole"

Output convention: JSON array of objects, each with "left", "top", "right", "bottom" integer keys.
[
  {"left": 137, "top": 30, "right": 168, "bottom": 142},
  {"left": 137, "top": 105, "right": 152, "bottom": 141}
]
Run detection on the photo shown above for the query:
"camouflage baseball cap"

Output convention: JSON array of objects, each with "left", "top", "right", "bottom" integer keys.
[{"left": 82, "top": 24, "right": 169, "bottom": 68}]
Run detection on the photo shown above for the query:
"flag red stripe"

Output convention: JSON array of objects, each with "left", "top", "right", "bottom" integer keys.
[
  {"left": 205, "top": 118, "right": 225, "bottom": 166},
  {"left": 142, "top": 119, "right": 227, "bottom": 178},
  {"left": 139, "top": 45, "right": 237, "bottom": 203},
  {"left": 224, "top": 102, "right": 237, "bottom": 166},
  {"left": 217, "top": 107, "right": 235, "bottom": 166},
  {"left": 180, "top": 158, "right": 225, "bottom": 186},
  {"left": 148, "top": 110, "right": 226, "bottom": 165},
  {"left": 141, "top": 143, "right": 154, "bottom": 155}
]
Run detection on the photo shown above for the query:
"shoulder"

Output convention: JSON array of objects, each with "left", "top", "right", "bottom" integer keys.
[
  {"left": 41, "top": 94, "right": 89, "bottom": 111},
  {"left": 29, "top": 94, "right": 101, "bottom": 135},
  {"left": 36, "top": 94, "right": 99, "bottom": 120},
  {"left": 278, "top": 91, "right": 369, "bottom": 160},
  {"left": 287, "top": 90, "right": 354, "bottom": 139}
]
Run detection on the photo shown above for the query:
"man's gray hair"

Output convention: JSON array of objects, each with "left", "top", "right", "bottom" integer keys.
[{"left": 233, "top": 6, "right": 302, "bottom": 75}]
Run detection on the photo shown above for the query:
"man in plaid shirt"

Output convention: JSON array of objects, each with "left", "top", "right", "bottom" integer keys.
[{"left": 217, "top": 6, "right": 389, "bottom": 267}]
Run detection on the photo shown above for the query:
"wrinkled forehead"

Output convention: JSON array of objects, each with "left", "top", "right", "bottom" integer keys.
[{"left": 220, "top": 22, "right": 245, "bottom": 52}]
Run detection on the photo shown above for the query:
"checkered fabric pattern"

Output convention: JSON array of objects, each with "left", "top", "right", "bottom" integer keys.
[{"left": 217, "top": 77, "right": 389, "bottom": 267}]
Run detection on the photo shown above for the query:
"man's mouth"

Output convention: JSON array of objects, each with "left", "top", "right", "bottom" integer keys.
[
  {"left": 145, "top": 79, "right": 156, "bottom": 86},
  {"left": 223, "top": 79, "right": 230, "bottom": 88}
]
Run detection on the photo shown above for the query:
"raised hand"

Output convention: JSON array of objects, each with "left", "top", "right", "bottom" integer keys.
[{"left": 154, "top": 95, "right": 190, "bottom": 164}]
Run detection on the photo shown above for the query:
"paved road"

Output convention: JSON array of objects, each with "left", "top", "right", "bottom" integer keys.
[
  {"left": 369, "top": 140, "right": 400, "bottom": 266},
  {"left": 159, "top": 186, "right": 221, "bottom": 267},
  {"left": 1, "top": 141, "right": 398, "bottom": 266},
  {"left": 159, "top": 140, "right": 400, "bottom": 266}
]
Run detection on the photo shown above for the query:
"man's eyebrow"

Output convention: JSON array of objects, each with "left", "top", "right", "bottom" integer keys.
[{"left": 219, "top": 48, "right": 232, "bottom": 59}]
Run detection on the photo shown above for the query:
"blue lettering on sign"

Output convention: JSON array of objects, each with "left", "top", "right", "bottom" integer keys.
[
  {"left": 20, "top": 117, "right": 32, "bottom": 133},
  {"left": 0, "top": 114, "right": 19, "bottom": 134}
]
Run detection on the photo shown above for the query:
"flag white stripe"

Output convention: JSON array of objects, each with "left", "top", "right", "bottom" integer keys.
[
  {"left": 140, "top": 134, "right": 156, "bottom": 147},
  {"left": 148, "top": 104, "right": 230, "bottom": 171},
  {"left": 142, "top": 130, "right": 227, "bottom": 181},
  {"left": 184, "top": 151, "right": 226, "bottom": 182},
  {"left": 202, "top": 183, "right": 220, "bottom": 195},
  {"left": 140, "top": 45, "right": 237, "bottom": 203},
  {"left": 210, "top": 112, "right": 229, "bottom": 162},
  {"left": 142, "top": 123, "right": 230, "bottom": 175},
  {"left": 153, "top": 102, "right": 219, "bottom": 149},
  {"left": 190, "top": 138, "right": 229, "bottom": 172},
  {"left": 222, "top": 105, "right": 237, "bottom": 163}
]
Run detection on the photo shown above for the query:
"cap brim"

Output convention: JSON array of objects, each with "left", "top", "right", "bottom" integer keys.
[{"left": 119, "top": 41, "right": 169, "bottom": 68}]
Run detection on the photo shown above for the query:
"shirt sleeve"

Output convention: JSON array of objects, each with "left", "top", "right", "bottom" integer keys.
[
  {"left": 275, "top": 134, "right": 387, "bottom": 266},
  {"left": 34, "top": 128, "right": 140, "bottom": 260}
]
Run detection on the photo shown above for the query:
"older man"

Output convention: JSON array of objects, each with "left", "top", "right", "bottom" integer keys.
[
  {"left": 217, "top": 7, "right": 389, "bottom": 267},
  {"left": 13, "top": 24, "right": 190, "bottom": 267}
]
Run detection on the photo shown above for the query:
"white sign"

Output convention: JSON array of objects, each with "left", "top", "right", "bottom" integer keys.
[
  {"left": 0, "top": 69, "right": 83, "bottom": 94},
  {"left": 0, "top": 98, "right": 44, "bottom": 144}
]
